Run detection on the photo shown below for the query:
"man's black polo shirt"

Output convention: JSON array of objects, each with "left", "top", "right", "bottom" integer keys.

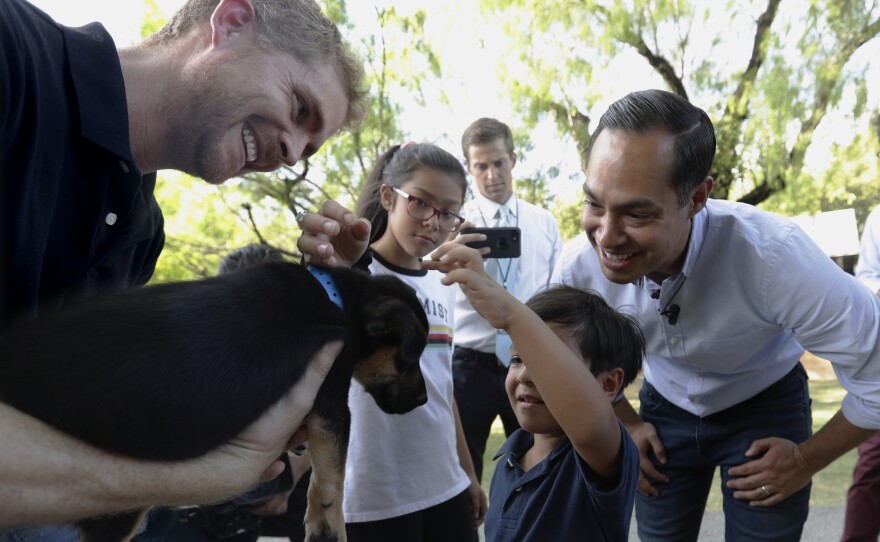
[{"left": 0, "top": 0, "right": 165, "bottom": 330}]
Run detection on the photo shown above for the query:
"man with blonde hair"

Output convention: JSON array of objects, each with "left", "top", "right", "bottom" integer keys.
[{"left": 0, "top": 0, "right": 365, "bottom": 533}]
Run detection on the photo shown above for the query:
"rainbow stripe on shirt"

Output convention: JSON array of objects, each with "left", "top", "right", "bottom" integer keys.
[{"left": 427, "top": 324, "right": 453, "bottom": 350}]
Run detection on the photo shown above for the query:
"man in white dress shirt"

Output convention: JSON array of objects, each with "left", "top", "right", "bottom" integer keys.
[
  {"left": 452, "top": 118, "right": 563, "bottom": 485},
  {"left": 840, "top": 205, "right": 880, "bottom": 542},
  {"left": 551, "top": 89, "right": 880, "bottom": 542}
]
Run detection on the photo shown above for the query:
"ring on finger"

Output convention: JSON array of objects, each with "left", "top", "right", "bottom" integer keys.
[
  {"left": 760, "top": 485, "right": 771, "bottom": 497},
  {"left": 295, "top": 209, "right": 308, "bottom": 227}
]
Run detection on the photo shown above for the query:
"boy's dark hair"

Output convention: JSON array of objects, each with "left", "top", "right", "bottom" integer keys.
[
  {"left": 218, "top": 244, "right": 286, "bottom": 276},
  {"left": 354, "top": 143, "right": 468, "bottom": 245},
  {"left": 460, "top": 117, "right": 515, "bottom": 161},
  {"left": 586, "top": 89, "right": 716, "bottom": 207},
  {"left": 526, "top": 285, "right": 644, "bottom": 388}
]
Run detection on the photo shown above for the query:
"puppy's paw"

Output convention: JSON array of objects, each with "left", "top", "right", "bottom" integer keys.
[{"left": 305, "top": 519, "right": 344, "bottom": 542}]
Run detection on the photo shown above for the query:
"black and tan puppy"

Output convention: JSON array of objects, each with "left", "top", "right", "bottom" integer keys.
[{"left": 0, "top": 261, "right": 429, "bottom": 542}]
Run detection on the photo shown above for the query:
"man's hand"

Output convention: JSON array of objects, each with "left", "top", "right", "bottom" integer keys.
[
  {"left": 726, "top": 437, "right": 815, "bottom": 506},
  {"left": 296, "top": 200, "right": 370, "bottom": 267},
  {"left": 626, "top": 419, "right": 670, "bottom": 497},
  {"left": 179, "top": 341, "right": 341, "bottom": 504}
]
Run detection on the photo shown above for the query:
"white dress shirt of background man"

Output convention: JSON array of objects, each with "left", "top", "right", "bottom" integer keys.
[{"left": 451, "top": 117, "right": 563, "bottom": 485}]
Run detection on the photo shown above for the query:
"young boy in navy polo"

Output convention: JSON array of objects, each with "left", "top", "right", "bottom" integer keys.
[{"left": 425, "top": 244, "right": 644, "bottom": 541}]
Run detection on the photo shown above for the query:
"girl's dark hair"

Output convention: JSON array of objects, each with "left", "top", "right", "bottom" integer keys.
[
  {"left": 525, "top": 286, "right": 645, "bottom": 389},
  {"left": 355, "top": 143, "right": 468, "bottom": 244}
]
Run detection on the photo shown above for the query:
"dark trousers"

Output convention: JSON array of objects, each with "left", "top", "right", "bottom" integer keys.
[
  {"left": 345, "top": 490, "right": 473, "bottom": 542},
  {"left": 635, "top": 364, "right": 812, "bottom": 542},
  {"left": 842, "top": 431, "right": 880, "bottom": 542},
  {"left": 452, "top": 346, "right": 520, "bottom": 482}
]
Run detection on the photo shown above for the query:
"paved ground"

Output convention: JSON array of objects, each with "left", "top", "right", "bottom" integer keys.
[{"left": 628, "top": 506, "right": 845, "bottom": 541}]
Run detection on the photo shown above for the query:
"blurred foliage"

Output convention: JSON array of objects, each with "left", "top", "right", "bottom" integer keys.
[
  {"left": 762, "top": 118, "right": 880, "bottom": 235},
  {"left": 479, "top": 0, "right": 880, "bottom": 211},
  {"left": 144, "top": 0, "right": 880, "bottom": 281}
]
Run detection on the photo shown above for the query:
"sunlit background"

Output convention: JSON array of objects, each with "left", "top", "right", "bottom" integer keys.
[{"left": 26, "top": 0, "right": 880, "bottom": 280}]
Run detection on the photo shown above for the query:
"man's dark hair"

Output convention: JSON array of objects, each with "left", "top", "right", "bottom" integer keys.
[
  {"left": 526, "top": 285, "right": 644, "bottom": 389},
  {"left": 586, "top": 89, "right": 716, "bottom": 207},
  {"left": 461, "top": 118, "right": 515, "bottom": 161}
]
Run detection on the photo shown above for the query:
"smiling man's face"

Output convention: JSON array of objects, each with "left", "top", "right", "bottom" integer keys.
[
  {"left": 179, "top": 45, "right": 348, "bottom": 185},
  {"left": 581, "top": 129, "right": 700, "bottom": 285}
]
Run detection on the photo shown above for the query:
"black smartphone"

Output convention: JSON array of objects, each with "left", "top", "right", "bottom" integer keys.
[{"left": 460, "top": 227, "right": 521, "bottom": 258}]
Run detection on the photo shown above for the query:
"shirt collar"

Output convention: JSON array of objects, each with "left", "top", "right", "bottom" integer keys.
[
  {"left": 62, "top": 22, "right": 137, "bottom": 168},
  {"left": 493, "top": 429, "right": 571, "bottom": 470},
  {"left": 475, "top": 192, "right": 518, "bottom": 219},
  {"left": 634, "top": 205, "right": 709, "bottom": 291},
  {"left": 682, "top": 204, "right": 709, "bottom": 277}
]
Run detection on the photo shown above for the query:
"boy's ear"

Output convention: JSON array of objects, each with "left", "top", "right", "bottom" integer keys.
[{"left": 598, "top": 368, "right": 626, "bottom": 401}]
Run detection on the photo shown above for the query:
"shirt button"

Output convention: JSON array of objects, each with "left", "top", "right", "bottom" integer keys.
[
  {"left": 105, "top": 213, "right": 118, "bottom": 226},
  {"left": 119, "top": 160, "right": 130, "bottom": 173},
  {"left": 515, "top": 486, "right": 523, "bottom": 492},
  {"left": 669, "top": 337, "right": 678, "bottom": 345}
]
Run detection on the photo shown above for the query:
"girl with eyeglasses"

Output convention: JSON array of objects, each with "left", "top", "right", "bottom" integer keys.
[{"left": 343, "top": 143, "right": 487, "bottom": 542}]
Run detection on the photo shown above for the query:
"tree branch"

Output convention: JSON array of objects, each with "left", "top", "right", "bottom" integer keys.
[
  {"left": 725, "top": 0, "right": 782, "bottom": 121},
  {"left": 630, "top": 34, "right": 688, "bottom": 99},
  {"left": 241, "top": 203, "right": 266, "bottom": 245},
  {"left": 591, "top": 4, "right": 686, "bottom": 98}
]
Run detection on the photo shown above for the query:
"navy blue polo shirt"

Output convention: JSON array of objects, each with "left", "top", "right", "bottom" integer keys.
[
  {"left": 1, "top": 0, "right": 165, "bottom": 331},
  {"left": 485, "top": 422, "right": 639, "bottom": 541}
]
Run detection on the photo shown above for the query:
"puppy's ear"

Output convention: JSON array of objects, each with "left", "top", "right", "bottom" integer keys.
[{"left": 365, "top": 298, "right": 427, "bottom": 368}]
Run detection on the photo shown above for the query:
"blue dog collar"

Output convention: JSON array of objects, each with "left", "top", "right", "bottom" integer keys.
[{"left": 308, "top": 266, "right": 344, "bottom": 309}]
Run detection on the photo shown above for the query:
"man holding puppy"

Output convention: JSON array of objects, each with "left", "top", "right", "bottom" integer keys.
[{"left": 0, "top": 0, "right": 365, "bottom": 527}]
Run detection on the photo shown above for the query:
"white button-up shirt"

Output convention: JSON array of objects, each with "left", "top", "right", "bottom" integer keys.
[
  {"left": 553, "top": 199, "right": 880, "bottom": 429},
  {"left": 856, "top": 205, "right": 880, "bottom": 295}
]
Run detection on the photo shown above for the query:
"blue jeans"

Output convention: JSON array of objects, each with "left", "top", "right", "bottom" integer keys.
[
  {"left": 0, "top": 525, "right": 78, "bottom": 542},
  {"left": 635, "top": 364, "right": 812, "bottom": 542}
]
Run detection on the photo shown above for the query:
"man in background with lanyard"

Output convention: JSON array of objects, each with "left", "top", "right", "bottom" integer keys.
[{"left": 451, "top": 118, "right": 563, "bottom": 496}]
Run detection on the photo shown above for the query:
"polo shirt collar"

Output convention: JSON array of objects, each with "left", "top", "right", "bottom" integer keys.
[
  {"left": 62, "top": 22, "right": 137, "bottom": 168},
  {"left": 493, "top": 429, "right": 571, "bottom": 480}
]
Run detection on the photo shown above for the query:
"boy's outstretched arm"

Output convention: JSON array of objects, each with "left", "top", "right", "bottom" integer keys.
[{"left": 425, "top": 245, "right": 623, "bottom": 480}]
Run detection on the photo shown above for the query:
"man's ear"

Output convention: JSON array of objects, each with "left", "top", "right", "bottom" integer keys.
[
  {"left": 510, "top": 152, "right": 517, "bottom": 169},
  {"left": 211, "top": 0, "right": 256, "bottom": 48},
  {"left": 687, "top": 176, "right": 714, "bottom": 219},
  {"left": 598, "top": 368, "right": 626, "bottom": 401}
]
